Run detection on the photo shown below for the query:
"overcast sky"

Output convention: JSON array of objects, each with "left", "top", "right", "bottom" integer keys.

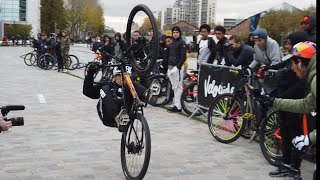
[{"left": 100, "top": 0, "right": 316, "bottom": 33}]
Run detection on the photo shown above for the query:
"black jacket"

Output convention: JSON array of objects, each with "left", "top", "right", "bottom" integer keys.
[
  {"left": 132, "top": 37, "right": 149, "bottom": 60},
  {"left": 225, "top": 43, "right": 254, "bottom": 67},
  {"left": 82, "top": 73, "right": 146, "bottom": 127},
  {"left": 168, "top": 38, "right": 186, "bottom": 69},
  {"left": 208, "top": 36, "right": 228, "bottom": 64},
  {"left": 264, "top": 60, "right": 306, "bottom": 100},
  {"left": 99, "top": 44, "right": 115, "bottom": 62},
  {"left": 159, "top": 43, "right": 169, "bottom": 74}
]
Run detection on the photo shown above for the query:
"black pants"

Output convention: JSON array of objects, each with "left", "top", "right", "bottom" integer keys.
[
  {"left": 99, "top": 82, "right": 147, "bottom": 127},
  {"left": 278, "top": 111, "right": 303, "bottom": 168},
  {"left": 57, "top": 55, "right": 64, "bottom": 70},
  {"left": 276, "top": 81, "right": 306, "bottom": 169}
]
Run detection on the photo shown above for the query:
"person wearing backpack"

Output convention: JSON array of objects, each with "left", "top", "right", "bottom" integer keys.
[{"left": 197, "top": 24, "right": 216, "bottom": 69}]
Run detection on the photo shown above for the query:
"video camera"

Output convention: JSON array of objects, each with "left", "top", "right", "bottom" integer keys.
[{"left": 1, "top": 105, "right": 25, "bottom": 126}]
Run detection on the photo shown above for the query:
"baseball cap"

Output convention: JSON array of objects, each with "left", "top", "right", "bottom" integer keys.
[
  {"left": 282, "top": 41, "right": 316, "bottom": 61},
  {"left": 300, "top": 16, "right": 311, "bottom": 25}
]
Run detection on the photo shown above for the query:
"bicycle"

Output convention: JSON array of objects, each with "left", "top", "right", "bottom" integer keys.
[
  {"left": 180, "top": 70, "right": 202, "bottom": 116},
  {"left": 23, "top": 48, "right": 38, "bottom": 66},
  {"left": 259, "top": 106, "right": 317, "bottom": 167},
  {"left": 88, "top": 4, "right": 159, "bottom": 180},
  {"left": 207, "top": 67, "right": 274, "bottom": 144}
]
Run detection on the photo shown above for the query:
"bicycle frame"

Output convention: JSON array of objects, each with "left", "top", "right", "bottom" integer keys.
[
  {"left": 119, "top": 62, "right": 144, "bottom": 117},
  {"left": 242, "top": 83, "right": 256, "bottom": 121}
]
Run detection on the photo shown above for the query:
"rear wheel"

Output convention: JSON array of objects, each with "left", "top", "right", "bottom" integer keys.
[
  {"left": 121, "top": 113, "right": 151, "bottom": 180},
  {"left": 181, "top": 82, "right": 206, "bottom": 116},
  {"left": 207, "top": 93, "right": 246, "bottom": 144},
  {"left": 147, "top": 75, "right": 174, "bottom": 106},
  {"left": 68, "top": 54, "right": 79, "bottom": 70},
  {"left": 126, "top": 4, "right": 159, "bottom": 75}
]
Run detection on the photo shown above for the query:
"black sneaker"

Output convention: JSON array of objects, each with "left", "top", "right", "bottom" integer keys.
[
  {"left": 168, "top": 106, "right": 181, "bottom": 113},
  {"left": 284, "top": 168, "right": 302, "bottom": 180},
  {"left": 241, "top": 130, "right": 252, "bottom": 139},
  {"left": 269, "top": 164, "right": 291, "bottom": 177}
]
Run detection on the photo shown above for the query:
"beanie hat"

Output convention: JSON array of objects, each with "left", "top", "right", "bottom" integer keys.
[
  {"left": 251, "top": 28, "right": 268, "bottom": 39},
  {"left": 172, "top": 26, "right": 182, "bottom": 38}
]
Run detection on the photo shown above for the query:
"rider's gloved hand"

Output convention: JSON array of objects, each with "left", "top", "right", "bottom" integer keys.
[
  {"left": 87, "top": 62, "right": 100, "bottom": 75},
  {"left": 256, "top": 68, "right": 265, "bottom": 79},
  {"left": 292, "top": 134, "right": 310, "bottom": 152},
  {"left": 262, "top": 66, "right": 270, "bottom": 71},
  {"left": 259, "top": 95, "right": 275, "bottom": 107}
]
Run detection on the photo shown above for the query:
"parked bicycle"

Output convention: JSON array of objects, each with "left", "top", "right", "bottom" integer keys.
[
  {"left": 23, "top": 48, "right": 38, "bottom": 66},
  {"left": 207, "top": 67, "right": 275, "bottom": 144}
]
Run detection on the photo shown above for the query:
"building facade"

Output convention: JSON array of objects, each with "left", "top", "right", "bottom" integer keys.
[
  {"left": 0, "top": 0, "right": 40, "bottom": 38},
  {"left": 152, "top": 10, "right": 162, "bottom": 24},
  {"left": 163, "top": 0, "right": 202, "bottom": 30},
  {"left": 223, "top": 18, "right": 244, "bottom": 30},
  {"left": 199, "top": 0, "right": 216, "bottom": 27}
]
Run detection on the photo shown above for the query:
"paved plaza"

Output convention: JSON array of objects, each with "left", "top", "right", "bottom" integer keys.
[{"left": 0, "top": 45, "right": 315, "bottom": 180}]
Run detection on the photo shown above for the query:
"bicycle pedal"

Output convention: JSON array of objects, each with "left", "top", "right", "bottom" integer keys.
[{"left": 151, "top": 83, "right": 161, "bottom": 96}]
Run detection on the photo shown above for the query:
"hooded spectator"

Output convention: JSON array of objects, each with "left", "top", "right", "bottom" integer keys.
[{"left": 300, "top": 15, "right": 316, "bottom": 42}]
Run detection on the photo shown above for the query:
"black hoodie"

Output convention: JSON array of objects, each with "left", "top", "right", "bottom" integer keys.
[
  {"left": 302, "top": 15, "right": 316, "bottom": 42},
  {"left": 286, "top": 31, "right": 310, "bottom": 46},
  {"left": 99, "top": 35, "right": 115, "bottom": 62},
  {"left": 114, "top": 32, "right": 126, "bottom": 51},
  {"left": 168, "top": 26, "right": 187, "bottom": 69}
]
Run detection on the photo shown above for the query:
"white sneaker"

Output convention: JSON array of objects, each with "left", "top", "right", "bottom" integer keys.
[{"left": 63, "top": 69, "right": 68, "bottom": 73}]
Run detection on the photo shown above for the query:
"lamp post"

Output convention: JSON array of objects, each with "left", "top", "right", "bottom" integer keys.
[{"left": 280, "top": 32, "right": 284, "bottom": 51}]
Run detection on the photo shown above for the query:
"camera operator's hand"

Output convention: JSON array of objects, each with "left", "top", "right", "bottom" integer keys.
[{"left": 0, "top": 117, "right": 12, "bottom": 131}]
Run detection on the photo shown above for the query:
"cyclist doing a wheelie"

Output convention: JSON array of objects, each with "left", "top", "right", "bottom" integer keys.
[
  {"left": 259, "top": 41, "right": 317, "bottom": 180},
  {"left": 82, "top": 62, "right": 151, "bottom": 130}
]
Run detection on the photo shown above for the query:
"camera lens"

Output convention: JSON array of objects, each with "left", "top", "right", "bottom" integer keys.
[{"left": 8, "top": 117, "right": 24, "bottom": 126}]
